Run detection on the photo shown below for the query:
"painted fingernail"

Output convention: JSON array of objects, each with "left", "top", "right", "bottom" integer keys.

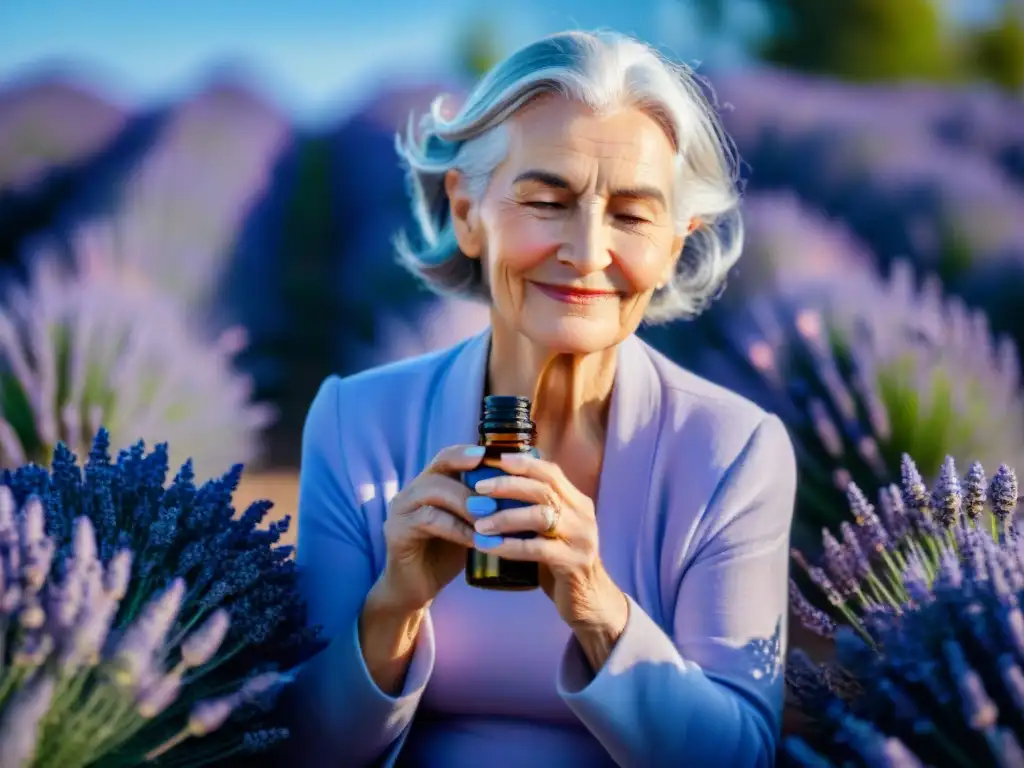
[
  {"left": 474, "top": 533, "right": 503, "bottom": 550},
  {"left": 474, "top": 478, "right": 496, "bottom": 493},
  {"left": 464, "top": 446, "right": 485, "bottom": 457},
  {"left": 466, "top": 496, "right": 497, "bottom": 516},
  {"left": 474, "top": 518, "right": 496, "bottom": 534}
]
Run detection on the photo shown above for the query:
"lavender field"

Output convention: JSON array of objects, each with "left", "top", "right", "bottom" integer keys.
[
  {"left": 1, "top": 66, "right": 1022, "bottom": 535},
  {"left": 1, "top": 21, "right": 1024, "bottom": 760}
]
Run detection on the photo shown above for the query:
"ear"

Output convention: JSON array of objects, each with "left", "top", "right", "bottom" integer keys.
[{"left": 445, "top": 169, "right": 483, "bottom": 259}]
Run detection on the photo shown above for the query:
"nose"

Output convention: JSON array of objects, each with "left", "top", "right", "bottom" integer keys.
[{"left": 557, "top": 205, "right": 612, "bottom": 275}]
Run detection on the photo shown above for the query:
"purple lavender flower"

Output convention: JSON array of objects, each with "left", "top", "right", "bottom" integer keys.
[
  {"left": 992, "top": 465, "right": 1020, "bottom": 524},
  {"left": 932, "top": 457, "right": 963, "bottom": 529},
  {"left": 878, "top": 484, "right": 911, "bottom": 541},
  {"left": 847, "top": 482, "right": 890, "bottom": 553},
  {"left": 900, "top": 455, "right": 930, "bottom": 516},
  {"left": 789, "top": 579, "right": 837, "bottom": 638},
  {"left": 137, "top": 672, "right": 183, "bottom": 719},
  {"left": 787, "top": 456, "right": 1024, "bottom": 766},
  {"left": 0, "top": 238, "right": 275, "bottom": 474},
  {"left": 675, "top": 252, "right": 1024, "bottom": 551},
  {"left": 112, "top": 578, "right": 185, "bottom": 688},
  {"left": 965, "top": 462, "right": 988, "bottom": 522},
  {"left": 0, "top": 674, "right": 55, "bottom": 767},
  {"left": 0, "top": 430, "right": 315, "bottom": 764},
  {"left": 821, "top": 529, "right": 859, "bottom": 597},
  {"left": 840, "top": 522, "right": 872, "bottom": 580},
  {"left": 180, "top": 608, "right": 230, "bottom": 668}
]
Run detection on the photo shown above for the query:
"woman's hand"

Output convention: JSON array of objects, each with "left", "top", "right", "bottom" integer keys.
[
  {"left": 468, "top": 453, "right": 629, "bottom": 668},
  {"left": 373, "top": 445, "right": 484, "bottom": 613}
]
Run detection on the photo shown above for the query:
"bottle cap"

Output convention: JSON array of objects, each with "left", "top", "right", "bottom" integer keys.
[{"left": 480, "top": 395, "right": 534, "bottom": 435}]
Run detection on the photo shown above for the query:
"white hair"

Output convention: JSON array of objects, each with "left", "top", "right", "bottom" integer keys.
[{"left": 394, "top": 29, "right": 744, "bottom": 323}]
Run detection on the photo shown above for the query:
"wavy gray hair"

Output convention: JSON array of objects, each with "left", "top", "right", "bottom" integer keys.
[{"left": 394, "top": 30, "right": 743, "bottom": 323}]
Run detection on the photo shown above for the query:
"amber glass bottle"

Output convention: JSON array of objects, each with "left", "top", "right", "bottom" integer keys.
[{"left": 464, "top": 395, "right": 540, "bottom": 590}]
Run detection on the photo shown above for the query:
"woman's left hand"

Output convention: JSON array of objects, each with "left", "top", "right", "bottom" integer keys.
[{"left": 469, "top": 453, "right": 629, "bottom": 647}]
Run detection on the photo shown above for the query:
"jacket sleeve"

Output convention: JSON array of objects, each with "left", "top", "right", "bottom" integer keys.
[
  {"left": 292, "top": 375, "right": 435, "bottom": 766},
  {"left": 557, "top": 414, "right": 796, "bottom": 768}
]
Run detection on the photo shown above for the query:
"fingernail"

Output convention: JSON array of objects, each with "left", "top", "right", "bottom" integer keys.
[
  {"left": 464, "top": 446, "right": 485, "bottom": 457},
  {"left": 475, "top": 479, "right": 499, "bottom": 495},
  {"left": 501, "top": 453, "right": 528, "bottom": 464},
  {"left": 466, "top": 496, "right": 497, "bottom": 516},
  {"left": 474, "top": 518, "right": 496, "bottom": 534},
  {"left": 474, "top": 532, "right": 503, "bottom": 550}
]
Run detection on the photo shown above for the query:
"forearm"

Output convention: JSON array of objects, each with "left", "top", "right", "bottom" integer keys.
[
  {"left": 570, "top": 573, "right": 630, "bottom": 672},
  {"left": 358, "top": 580, "right": 427, "bottom": 695}
]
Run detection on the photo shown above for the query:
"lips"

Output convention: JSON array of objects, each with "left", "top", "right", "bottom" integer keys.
[{"left": 532, "top": 282, "right": 619, "bottom": 305}]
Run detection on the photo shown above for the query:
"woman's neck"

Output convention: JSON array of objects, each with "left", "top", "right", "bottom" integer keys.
[{"left": 487, "top": 316, "right": 619, "bottom": 450}]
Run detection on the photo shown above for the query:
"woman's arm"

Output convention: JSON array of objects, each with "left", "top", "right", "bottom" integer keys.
[
  {"left": 557, "top": 415, "right": 796, "bottom": 768},
  {"left": 292, "top": 376, "right": 436, "bottom": 766}
]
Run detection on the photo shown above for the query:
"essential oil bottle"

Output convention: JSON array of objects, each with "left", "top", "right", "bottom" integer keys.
[{"left": 464, "top": 395, "right": 540, "bottom": 590}]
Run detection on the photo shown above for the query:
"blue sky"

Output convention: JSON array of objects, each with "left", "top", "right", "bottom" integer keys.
[
  {"left": 0, "top": 0, "right": 766, "bottom": 122},
  {"left": 1, "top": 0, "right": 996, "bottom": 123}
]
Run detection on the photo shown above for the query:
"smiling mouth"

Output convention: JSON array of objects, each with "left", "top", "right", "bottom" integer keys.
[{"left": 530, "top": 281, "right": 620, "bottom": 305}]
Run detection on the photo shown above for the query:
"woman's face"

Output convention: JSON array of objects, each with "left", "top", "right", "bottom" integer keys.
[{"left": 448, "top": 94, "right": 686, "bottom": 355}]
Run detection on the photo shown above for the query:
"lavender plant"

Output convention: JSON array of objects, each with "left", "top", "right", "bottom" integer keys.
[
  {"left": 92, "top": 80, "right": 291, "bottom": 319},
  {"left": 784, "top": 453, "right": 1024, "bottom": 768},
  {"left": 689, "top": 259, "right": 1024, "bottom": 550},
  {"left": 0, "top": 78, "right": 127, "bottom": 194},
  {"left": 0, "top": 427, "right": 319, "bottom": 766},
  {"left": 0, "top": 237, "right": 274, "bottom": 474},
  {"left": 715, "top": 68, "right": 1024, "bottom": 285}
]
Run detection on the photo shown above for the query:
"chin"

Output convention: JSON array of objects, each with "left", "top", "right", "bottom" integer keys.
[{"left": 519, "top": 315, "right": 623, "bottom": 355}]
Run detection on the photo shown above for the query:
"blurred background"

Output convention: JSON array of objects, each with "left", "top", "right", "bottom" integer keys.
[{"left": 1, "top": 0, "right": 1023, "bottom": 551}]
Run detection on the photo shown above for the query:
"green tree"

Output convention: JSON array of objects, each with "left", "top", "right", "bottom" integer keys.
[
  {"left": 455, "top": 18, "right": 504, "bottom": 80},
  {"left": 759, "top": 0, "right": 956, "bottom": 82},
  {"left": 967, "top": 3, "right": 1024, "bottom": 91},
  {"left": 693, "top": 0, "right": 1024, "bottom": 91}
]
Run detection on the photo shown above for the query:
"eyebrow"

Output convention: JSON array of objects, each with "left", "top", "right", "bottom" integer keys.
[{"left": 512, "top": 170, "right": 667, "bottom": 209}]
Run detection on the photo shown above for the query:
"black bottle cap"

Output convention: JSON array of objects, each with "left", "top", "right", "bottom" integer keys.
[{"left": 480, "top": 395, "right": 534, "bottom": 435}]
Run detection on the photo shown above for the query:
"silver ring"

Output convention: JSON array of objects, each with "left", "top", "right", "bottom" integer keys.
[{"left": 541, "top": 505, "right": 561, "bottom": 538}]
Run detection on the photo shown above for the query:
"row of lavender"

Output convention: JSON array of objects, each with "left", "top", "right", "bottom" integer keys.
[
  {"left": 2, "top": 66, "right": 1024, "bottom": 765},
  {"left": 0, "top": 77, "right": 327, "bottom": 765}
]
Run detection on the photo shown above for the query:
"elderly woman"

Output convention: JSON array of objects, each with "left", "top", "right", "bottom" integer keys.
[{"left": 294, "top": 29, "right": 796, "bottom": 768}]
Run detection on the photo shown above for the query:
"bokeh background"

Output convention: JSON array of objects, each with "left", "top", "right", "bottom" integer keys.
[{"left": 1, "top": 0, "right": 1022, "bottom": 561}]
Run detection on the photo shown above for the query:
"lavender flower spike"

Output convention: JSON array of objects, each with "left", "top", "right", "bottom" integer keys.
[
  {"left": 841, "top": 522, "right": 872, "bottom": 580},
  {"left": 789, "top": 579, "right": 837, "bottom": 638},
  {"left": 965, "top": 461, "right": 988, "bottom": 522},
  {"left": 18, "top": 497, "right": 54, "bottom": 592},
  {"left": 180, "top": 608, "right": 230, "bottom": 669},
  {"left": 821, "top": 530, "right": 858, "bottom": 596},
  {"left": 847, "top": 482, "right": 890, "bottom": 552},
  {"left": 992, "top": 465, "right": 1020, "bottom": 523},
  {"left": 112, "top": 578, "right": 186, "bottom": 688},
  {"left": 933, "top": 456, "right": 963, "bottom": 528},
  {"left": 137, "top": 672, "right": 183, "bottom": 719},
  {"left": 189, "top": 696, "right": 238, "bottom": 736},
  {"left": 900, "top": 454, "right": 930, "bottom": 513},
  {"left": 878, "top": 484, "right": 911, "bottom": 541},
  {"left": 0, "top": 674, "right": 55, "bottom": 767},
  {"left": 103, "top": 549, "right": 133, "bottom": 602}
]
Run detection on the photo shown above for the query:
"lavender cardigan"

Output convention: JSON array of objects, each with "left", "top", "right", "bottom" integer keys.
[{"left": 293, "top": 330, "right": 797, "bottom": 767}]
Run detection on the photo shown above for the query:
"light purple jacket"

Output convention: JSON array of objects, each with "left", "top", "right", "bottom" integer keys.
[{"left": 294, "top": 330, "right": 796, "bottom": 767}]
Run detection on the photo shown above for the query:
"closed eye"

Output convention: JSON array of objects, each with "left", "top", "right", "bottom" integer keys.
[
  {"left": 617, "top": 214, "right": 651, "bottom": 225},
  {"left": 525, "top": 201, "right": 565, "bottom": 210}
]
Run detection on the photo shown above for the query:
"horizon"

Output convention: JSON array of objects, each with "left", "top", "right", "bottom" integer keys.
[{"left": 0, "top": 0, "right": 765, "bottom": 126}]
